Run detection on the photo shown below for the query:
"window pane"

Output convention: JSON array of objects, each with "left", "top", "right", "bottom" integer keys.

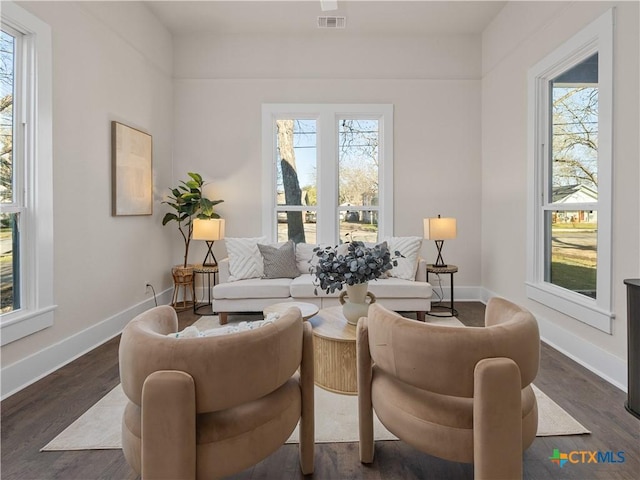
[
  {"left": 339, "top": 119, "right": 379, "bottom": 207},
  {"left": 275, "top": 119, "right": 316, "bottom": 244},
  {"left": 276, "top": 119, "right": 317, "bottom": 207},
  {"left": 550, "top": 54, "right": 598, "bottom": 197},
  {"left": 545, "top": 210, "right": 597, "bottom": 298},
  {"left": 1, "top": 29, "right": 15, "bottom": 204},
  {"left": 277, "top": 211, "right": 317, "bottom": 244},
  {"left": 339, "top": 210, "right": 378, "bottom": 244},
  {"left": 1, "top": 212, "right": 19, "bottom": 313}
]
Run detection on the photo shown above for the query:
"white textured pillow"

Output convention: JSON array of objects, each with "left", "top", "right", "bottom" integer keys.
[
  {"left": 201, "top": 318, "right": 277, "bottom": 336},
  {"left": 225, "top": 237, "right": 267, "bottom": 282},
  {"left": 296, "top": 243, "right": 320, "bottom": 274},
  {"left": 385, "top": 236, "right": 422, "bottom": 281}
]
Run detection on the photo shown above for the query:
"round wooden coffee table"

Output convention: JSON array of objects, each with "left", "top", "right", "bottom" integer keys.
[
  {"left": 308, "top": 306, "right": 357, "bottom": 395},
  {"left": 263, "top": 301, "right": 319, "bottom": 321}
]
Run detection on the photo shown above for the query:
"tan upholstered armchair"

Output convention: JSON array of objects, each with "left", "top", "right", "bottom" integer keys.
[
  {"left": 357, "top": 298, "right": 540, "bottom": 480},
  {"left": 119, "top": 305, "right": 314, "bottom": 479}
]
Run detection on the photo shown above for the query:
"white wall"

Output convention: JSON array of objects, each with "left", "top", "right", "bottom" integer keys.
[
  {"left": 173, "top": 32, "right": 483, "bottom": 294},
  {"left": 481, "top": 1, "right": 640, "bottom": 389},
  {"left": 1, "top": 1, "right": 175, "bottom": 397}
]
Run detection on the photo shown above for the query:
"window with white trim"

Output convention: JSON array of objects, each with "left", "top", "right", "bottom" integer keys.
[
  {"left": 262, "top": 104, "right": 393, "bottom": 244},
  {"left": 1, "top": 2, "right": 54, "bottom": 345},
  {"left": 527, "top": 10, "right": 613, "bottom": 333}
]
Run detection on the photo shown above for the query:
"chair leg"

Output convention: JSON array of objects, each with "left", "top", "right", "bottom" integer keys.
[
  {"left": 473, "top": 358, "right": 523, "bottom": 480},
  {"left": 299, "top": 322, "right": 315, "bottom": 475},
  {"left": 357, "top": 319, "right": 375, "bottom": 463}
]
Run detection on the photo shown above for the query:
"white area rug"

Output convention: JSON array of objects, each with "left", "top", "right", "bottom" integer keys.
[{"left": 41, "top": 314, "right": 589, "bottom": 451}]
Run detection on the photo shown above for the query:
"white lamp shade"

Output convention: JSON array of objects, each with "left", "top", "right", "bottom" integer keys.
[
  {"left": 424, "top": 217, "right": 457, "bottom": 240},
  {"left": 192, "top": 218, "right": 225, "bottom": 241}
]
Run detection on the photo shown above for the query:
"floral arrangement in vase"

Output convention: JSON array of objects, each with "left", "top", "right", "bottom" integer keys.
[{"left": 309, "top": 241, "right": 401, "bottom": 295}]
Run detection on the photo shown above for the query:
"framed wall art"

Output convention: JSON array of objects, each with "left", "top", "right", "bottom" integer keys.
[{"left": 111, "top": 121, "right": 153, "bottom": 216}]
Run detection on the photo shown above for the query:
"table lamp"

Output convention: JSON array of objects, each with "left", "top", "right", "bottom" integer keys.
[
  {"left": 423, "top": 215, "right": 457, "bottom": 267},
  {"left": 192, "top": 218, "right": 225, "bottom": 266}
]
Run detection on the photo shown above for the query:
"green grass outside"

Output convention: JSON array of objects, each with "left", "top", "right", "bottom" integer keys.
[{"left": 550, "top": 261, "right": 596, "bottom": 297}]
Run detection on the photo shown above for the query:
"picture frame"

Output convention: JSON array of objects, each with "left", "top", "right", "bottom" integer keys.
[{"left": 111, "top": 121, "right": 153, "bottom": 216}]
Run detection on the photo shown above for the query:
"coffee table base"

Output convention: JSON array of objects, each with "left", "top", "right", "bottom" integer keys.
[
  {"left": 309, "top": 306, "right": 358, "bottom": 395},
  {"left": 314, "top": 335, "right": 357, "bottom": 395}
]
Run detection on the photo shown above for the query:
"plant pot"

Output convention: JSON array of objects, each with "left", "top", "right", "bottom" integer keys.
[
  {"left": 339, "top": 282, "right": 376, "bottom": 325},
  {"left": 172, "top": 265, "right": 194, "bottom": 284},
  {"left": 171, "top": 265, "right": 194, "bottom": 310}
]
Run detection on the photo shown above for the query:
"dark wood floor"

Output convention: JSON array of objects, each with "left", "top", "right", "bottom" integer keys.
[{"left": 2, "top": 302, "right": 639, "bottom": 479}]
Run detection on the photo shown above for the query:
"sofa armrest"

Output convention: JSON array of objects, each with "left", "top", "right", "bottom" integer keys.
[
  {"left": 415, "top": 258, "right": 427, "bottom": 282},
  {"left": 217, "top": 258, "right": 231, "bottom": 284}
]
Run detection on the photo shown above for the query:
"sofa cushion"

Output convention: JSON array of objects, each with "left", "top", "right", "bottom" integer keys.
[
  {"left": 367, "top": 277, "right": 432, "bottom": 298},
  {"left": 226, "top": 237, "right": 267, "bottom": 282},
  {"left": 214, "top": 277, "right": 292, "bottom": 299},
  {"left": 384, "top": 236, "right": 422, "bottom": 281},
  {"left": 258, "top": 240, "right": 300, "bottom": 279},
  {"left": 290, "top": 274, "right": 341, "bottom": 298}
]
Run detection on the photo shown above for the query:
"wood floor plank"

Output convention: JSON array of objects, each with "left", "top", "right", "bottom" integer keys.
[{"left": 1, "top": 302, "right": 639, "bottom": 479}]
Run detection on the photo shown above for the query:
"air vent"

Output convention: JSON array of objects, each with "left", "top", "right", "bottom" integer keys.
[{"left": 317, "top": 16, "right": 346, "bottom": 29}]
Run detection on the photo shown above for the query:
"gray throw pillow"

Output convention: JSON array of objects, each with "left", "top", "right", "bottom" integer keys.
[{"left": 258, "top": 240, "right": 301, "bottom": 279}]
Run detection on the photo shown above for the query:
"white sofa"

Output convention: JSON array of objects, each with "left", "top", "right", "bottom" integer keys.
[{"left": 212, "top": 241, "right": 432, "bottom": 324}]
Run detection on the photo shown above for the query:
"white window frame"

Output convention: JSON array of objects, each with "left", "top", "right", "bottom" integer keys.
[
  {"left": 526, "top": 9, "right": 614, "bottom": 333},
  {"left": 1, "top": 2, "right": 55, "bottom": 345},
  {"left": 261, "top": 104, "right": 393, "bottom": 244}
]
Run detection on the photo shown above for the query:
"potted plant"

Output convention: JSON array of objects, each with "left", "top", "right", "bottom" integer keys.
[
  {"left": 309, "top": 241, "right": 401, "bottom": 324},
  {"left": 162, "top": 172, "right": 223, "bottom": 283}
]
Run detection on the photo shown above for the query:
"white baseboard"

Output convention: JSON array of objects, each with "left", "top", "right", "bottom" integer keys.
[
  {"left": 481, "top": 288, "right": 627, "bottom": 392},
  {"left": 0, "top": 288, "right": 173, "bottom": 400},
  {"left": 536, "top": 316, "right": 627, "bottom": 392}
]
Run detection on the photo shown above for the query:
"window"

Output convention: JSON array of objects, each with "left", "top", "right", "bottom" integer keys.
[
  {"left": 527, "top": 10, "right": 613, "bottom": 333},
  {"left": 1, "top": 26, "right": 20, "bottom": 314},
  {"left": 262, "top": 104, "right": 393, "bottom": 244},
  {"left": 1, "top": 3, "right": 54, "bottom": 345}
]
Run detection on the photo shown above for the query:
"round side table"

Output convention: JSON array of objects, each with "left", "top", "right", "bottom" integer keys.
[
  {"left": 193, "top": 264, "right": 218, "bottom": 316},
  {"left": 426, "top": 264, "right": 458, "bottom": 317}
]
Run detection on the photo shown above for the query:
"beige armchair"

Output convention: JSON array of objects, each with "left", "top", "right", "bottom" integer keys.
[
  {"left": 357, "top": 298, "right": 540, "bottom": 480},
  {"left": 119, "top": 305, "right": 314, "bottom": 479}
]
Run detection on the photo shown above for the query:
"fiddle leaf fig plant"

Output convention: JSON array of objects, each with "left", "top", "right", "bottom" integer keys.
[{"left": 162, "top": 172, "right": 223, "bottom": 268}]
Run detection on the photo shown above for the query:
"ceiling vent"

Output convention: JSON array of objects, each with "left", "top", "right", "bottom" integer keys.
[{"left": 317, "top": 16, "right": 346, "bottom": 29}]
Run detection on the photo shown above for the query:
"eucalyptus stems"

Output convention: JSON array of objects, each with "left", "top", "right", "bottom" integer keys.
[{"left": 309, "top": 241, "right": 401, "bottom": 294}]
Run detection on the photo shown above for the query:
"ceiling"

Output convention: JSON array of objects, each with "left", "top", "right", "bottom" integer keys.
[{"left": 145, "top": 1, "right": 507, "bottom": 36}]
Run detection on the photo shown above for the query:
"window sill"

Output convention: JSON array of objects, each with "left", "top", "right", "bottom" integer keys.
[
  {"left": 1, "top": 305, "right": 56, "bottom": 346},
  {"left": 526, "top": 282, "right": 613, "bottom": 333}
]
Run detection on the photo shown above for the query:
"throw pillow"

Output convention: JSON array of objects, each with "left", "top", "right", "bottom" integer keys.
[
  {"left": 384, "top": 236, "right": 422, "bottom": 281},
  {"left": 225, "top": 237, "right": 267, "bottom": 282},
  {"left": 169, "top": 317, "right": 280, "bottom": 338},
  {"left": 166, "top": 326, "right": 200, "bottom": 338},
  {"left": 296, "top": 243, "right": 320, "bottom": 274},
  {"left": 258, "top": 240, "right": 300, "bottom": 279}
]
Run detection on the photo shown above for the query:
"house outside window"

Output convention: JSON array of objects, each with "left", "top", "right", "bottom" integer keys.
[
  {"left": 0, "top": 3, "right": 54, "bottom": 345},
  {"left": 527, "top": 10, "right": 613, "bottom": 333},
  {"left": 262, "top": 104, "right": 393, "bottom": 245}
]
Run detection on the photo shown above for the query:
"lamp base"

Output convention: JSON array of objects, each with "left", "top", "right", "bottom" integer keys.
[
  {"left": 434, "top": 240, "right": 448, "bottom": 268},
  {"left": 202, "top": 241, "right": 217, "bottom": 267}
]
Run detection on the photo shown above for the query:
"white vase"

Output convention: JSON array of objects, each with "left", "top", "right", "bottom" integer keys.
[{"left": 339, "top": 282, "right": 376, "bottom": 325}]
